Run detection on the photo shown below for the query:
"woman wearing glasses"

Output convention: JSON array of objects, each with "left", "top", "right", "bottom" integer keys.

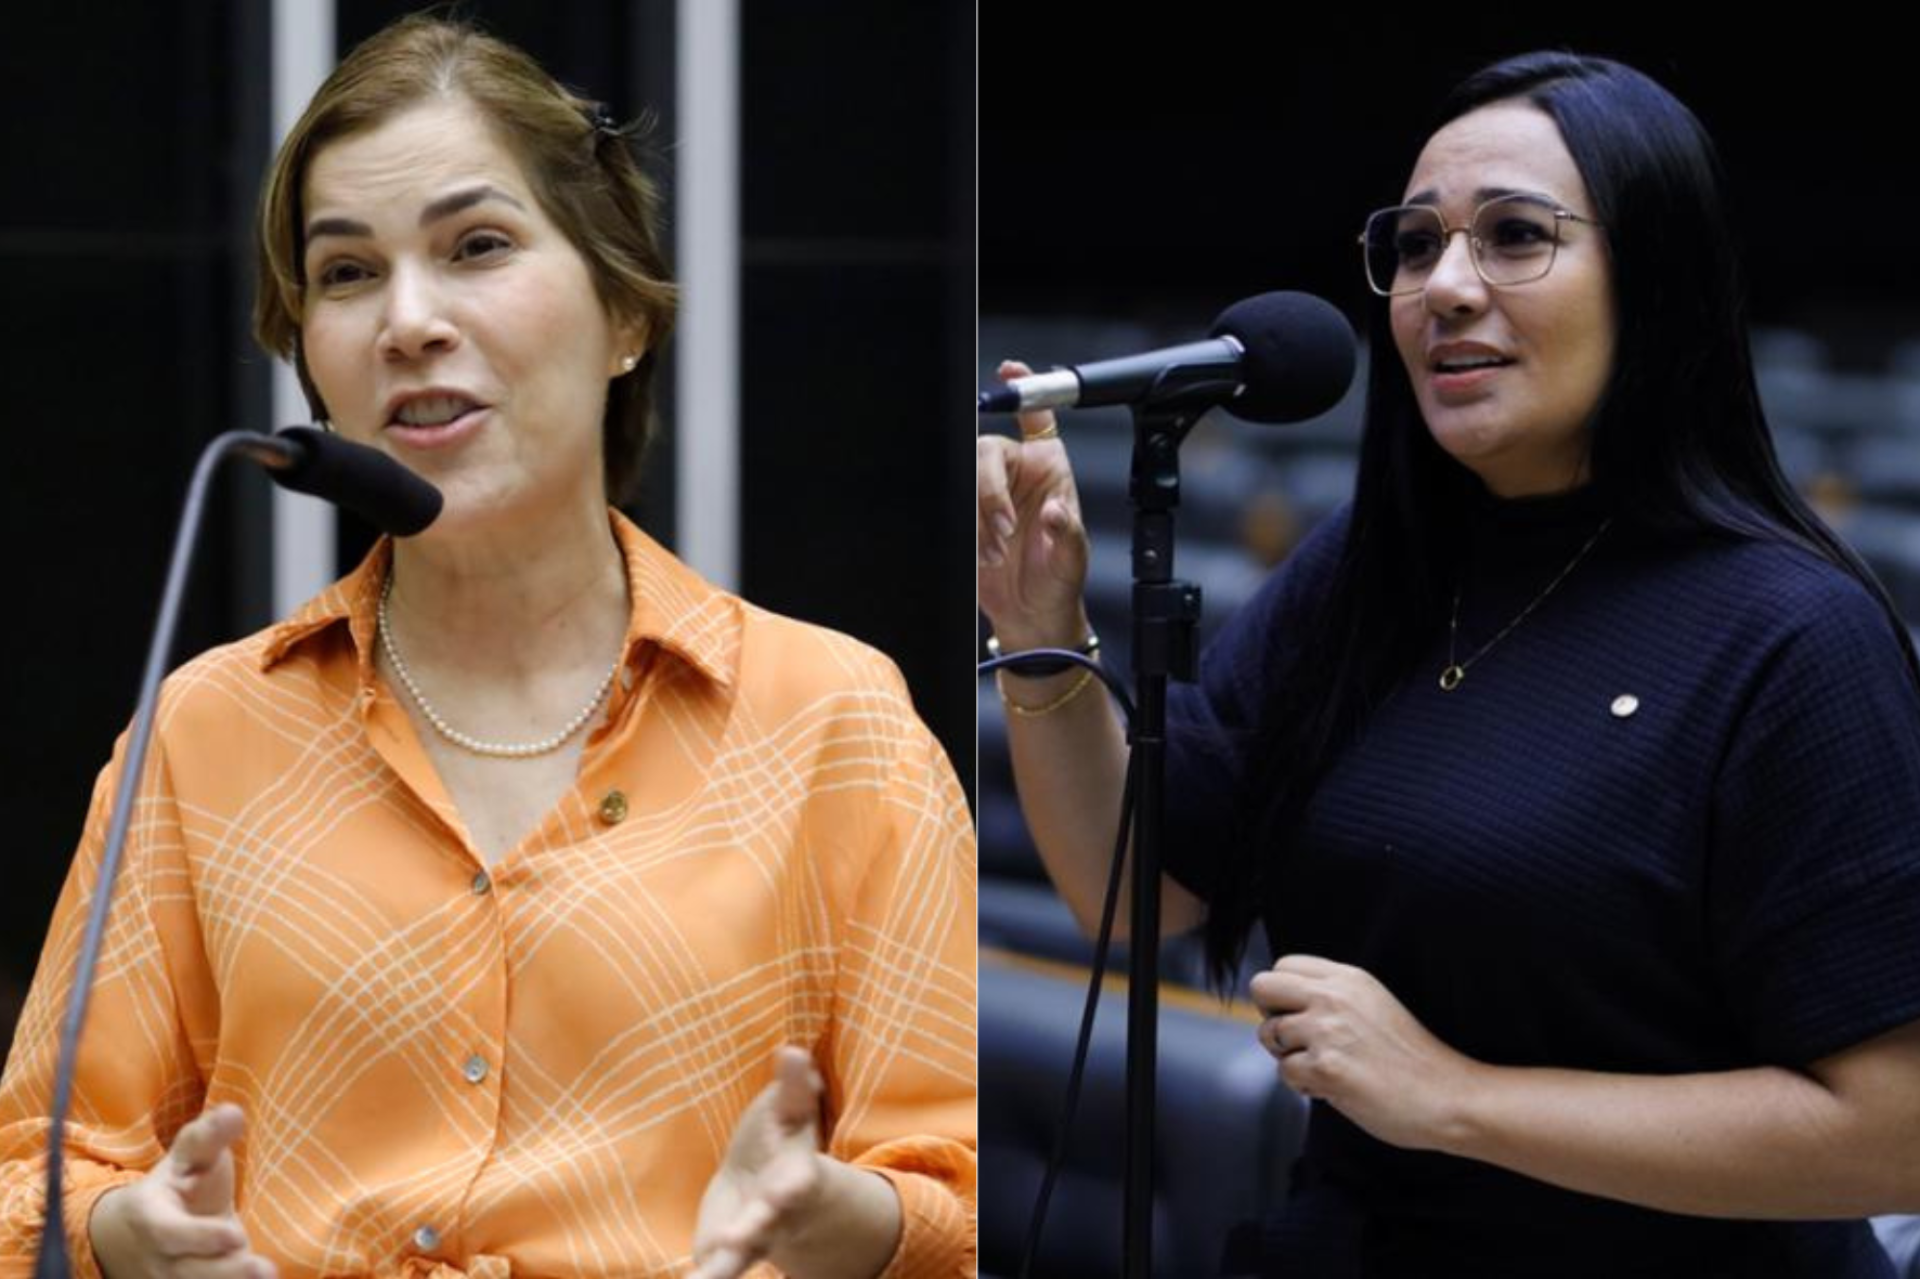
[{"left": 979, "top": 51, "right": 1920, "bottom": 1276}]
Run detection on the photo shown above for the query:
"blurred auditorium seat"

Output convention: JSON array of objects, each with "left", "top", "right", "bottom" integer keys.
[{"left": 979, "top": 951, "right": 1310, "bottom": 1278}]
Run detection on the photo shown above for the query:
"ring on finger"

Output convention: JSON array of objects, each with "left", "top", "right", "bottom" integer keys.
[{"left": 1021, "top": 423, "right": 1061, "bottom": 442}]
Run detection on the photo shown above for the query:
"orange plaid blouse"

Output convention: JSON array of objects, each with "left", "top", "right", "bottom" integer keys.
[{"left": 0, "top": 511, "right": 976, "bottom": 1279}]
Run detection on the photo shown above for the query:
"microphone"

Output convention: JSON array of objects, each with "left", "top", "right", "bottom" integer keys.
[
  {"left": 245, "top": 426, "right": 443, "bottom": 536},
  {"left": 32, "top": 427, "right": 437, "bottom": 1279},
  {"left": 978, "top": 291, "right": 1356, "bottom": 425}
]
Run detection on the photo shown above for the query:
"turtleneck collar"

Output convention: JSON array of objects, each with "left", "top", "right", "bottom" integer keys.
[
  {"left": 1462, "top": 479, "right": 1618, "bottom": 585},
  {"left": 1470, "top": 478, "right": 1611, "bottom": 530}
]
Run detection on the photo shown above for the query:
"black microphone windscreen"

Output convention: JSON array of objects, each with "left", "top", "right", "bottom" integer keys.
[
  {"left": 270, "top": 427, "right": 443, "bottom": 536},
  {"left": 1210, "top": 292, "right": 1357, "bottom": 425}
]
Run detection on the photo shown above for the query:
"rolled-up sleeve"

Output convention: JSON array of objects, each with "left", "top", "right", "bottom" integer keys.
[{"left": 823, "top": 653, "right": 976, "bottom": 1278}]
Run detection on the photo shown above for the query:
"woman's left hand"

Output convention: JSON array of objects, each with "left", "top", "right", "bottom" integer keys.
[
  {"left": 690, "top": 1046, "right": 828, "bottom": 1279},
  {"left": 1249, "top": 954, "right": 1482, "bottom": 1153},
  {"left": 689, "top": 1047, "right": 904, "bottom": 1279}
]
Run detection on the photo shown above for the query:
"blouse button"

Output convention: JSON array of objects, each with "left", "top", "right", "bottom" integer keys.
[
  {"left": 1611, "top": 694, "right": 1640, "bottom": 719},
  {"left": 598, "top": 790, "right": 629, "bottom": 825},
  {"left": 412, "top": 1225, "right": 441, "bottom": 1252},
  {"left": 471, "top": 870, "right": 492, "bottom": 896},
  {"left": 462, "top": 1053, "right": 489, "bottom": 1085}
]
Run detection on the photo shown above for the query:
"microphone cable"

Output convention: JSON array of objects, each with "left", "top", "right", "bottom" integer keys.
[{"left": 977, "top": 647, "right": 1139, "bottom": 1279}]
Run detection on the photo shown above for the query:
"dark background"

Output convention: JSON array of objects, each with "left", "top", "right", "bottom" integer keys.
[
  {"left": 0, "top": 1, "right": 973, "bottom": 1039},
  {"left": 981, "top": 16, "right": 1907, "bottom": 352}
]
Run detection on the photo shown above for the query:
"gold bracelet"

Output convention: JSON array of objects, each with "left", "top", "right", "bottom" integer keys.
[
  {"left": 997, "top": 666, "right": 1096, "bottom": 718},
  {"left": 1021, "top": 423, "right": 1061, "bottom": 442}
]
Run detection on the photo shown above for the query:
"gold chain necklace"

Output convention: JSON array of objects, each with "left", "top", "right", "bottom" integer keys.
[{"left": 1439, "top": 516, "right": 1613, "bottom": 692}]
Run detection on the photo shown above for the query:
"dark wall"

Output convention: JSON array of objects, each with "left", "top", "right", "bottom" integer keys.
[
  {"left": 0, "top": 6, "right": 259, "bottom": 1031},
  {"left": 737, "top": 2, "right": 974, "bottom": 798},
  {"left": 982, "top": 17, "right": 1918, "bottom": 351}
]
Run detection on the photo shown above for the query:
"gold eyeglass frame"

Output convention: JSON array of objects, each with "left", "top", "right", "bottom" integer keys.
[{"left": 1358, "top": 194, "right": 1604, "bottom": 297}]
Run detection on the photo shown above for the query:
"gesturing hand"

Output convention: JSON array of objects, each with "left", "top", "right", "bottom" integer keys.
[
  {"left": 690, "top": 1047, "right": 829, "bottom": 1279},
  {"left": 1250, "top": 954, "right": 1482, "bottom": 1154},
  {"left": 88, "top": 1103, "right": 276, "bottom": 1279},
  {"left": 976, "top": 360, "right": 1091, "bottom": 646}
]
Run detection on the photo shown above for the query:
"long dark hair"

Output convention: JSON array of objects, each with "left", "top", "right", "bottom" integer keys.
[{"left": 1200, "top": 51, "right": 1920, "bottom": 988}]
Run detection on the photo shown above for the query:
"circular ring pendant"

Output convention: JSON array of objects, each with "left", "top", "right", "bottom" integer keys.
[{"left": 1439, "top": 664, "right": 1465, "bottom": 692}]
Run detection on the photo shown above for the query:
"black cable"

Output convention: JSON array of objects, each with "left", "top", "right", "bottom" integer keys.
[
  {"left": 977, "top": 649, "right": 1136, "bottom": 726},
  {"left": 1017, "top": 750, "right": 1137, "bottom": 1279},
  {"left": 980, "top": 648, "right": 1138, "bottom": 1279}
]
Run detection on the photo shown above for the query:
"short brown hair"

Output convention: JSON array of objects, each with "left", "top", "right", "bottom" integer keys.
[{"left": 253, "top": 13, "right": 678, "bottom": 504}]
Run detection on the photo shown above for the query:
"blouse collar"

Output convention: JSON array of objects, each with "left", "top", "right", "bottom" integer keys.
[{"left": 257, "top": 508, "right": 737, "bottom": 692}]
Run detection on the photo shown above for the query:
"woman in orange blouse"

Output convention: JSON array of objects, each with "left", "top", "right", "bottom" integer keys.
[{"left": 0, "top": 15, "right": 973, "bottom": 1279}]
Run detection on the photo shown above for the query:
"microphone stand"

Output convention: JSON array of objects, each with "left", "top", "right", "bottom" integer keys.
[
  {"left": 35, "top": 431, "right": 314, "bottom": 1279},
  {"left": 1121, "top": 381, "right": 1213, "bottom": 1279}
]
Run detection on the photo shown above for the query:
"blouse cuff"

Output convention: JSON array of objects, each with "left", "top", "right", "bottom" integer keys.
[
  {"left": 65, "top": 1168, "right": 147, "bottom": 1279},
  {"left": 862, "top": 1163, "right": 976, "bottom": 1279}
]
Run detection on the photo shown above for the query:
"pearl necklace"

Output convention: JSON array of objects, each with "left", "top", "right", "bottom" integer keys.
[{"left": 376, "top": 575, "right": 621, "bottom": 758}]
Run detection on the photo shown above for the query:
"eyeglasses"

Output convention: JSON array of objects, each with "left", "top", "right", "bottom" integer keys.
[{"left": 1358, "top": 194, "right": 1603, "bottom": 297}]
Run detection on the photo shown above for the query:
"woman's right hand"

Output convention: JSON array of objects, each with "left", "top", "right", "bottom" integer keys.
[
  {"left": 977, "top": 359, "right": 1093, "bottom": 648},
  {"left": 89, "top": 1104, "right": 276, "bottom": 1279}
]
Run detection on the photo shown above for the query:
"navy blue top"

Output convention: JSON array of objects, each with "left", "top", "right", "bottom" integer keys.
[{"left": 1165, "top": 485, "right": 1920, "bottom": 1277}]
